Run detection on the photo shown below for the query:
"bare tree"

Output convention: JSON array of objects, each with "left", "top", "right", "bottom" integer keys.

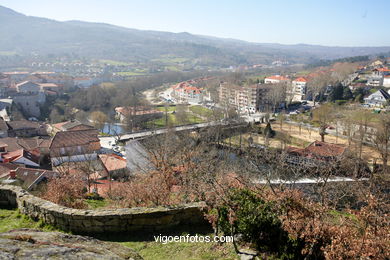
[
  {"left": 264, "top": 82, "right": 287, "bottom": 112},
  {"left": 307, "top": 71, "right": 333, "bottom": 106},
  {"left": 90, "top": 111, "right": 108, "bottom": 132},
  {"left": 312, "top": 103, "right": 335, "bottom": 142},
  {"left": 373, "top": 113, "right": 390, "bottom": 172}
]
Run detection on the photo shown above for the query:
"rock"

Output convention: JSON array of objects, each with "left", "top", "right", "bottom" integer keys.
[
  {"left": 0, "top": 229, "right": 143, "bottom": 260},
  {"left": 238, "top": 248, "right": 258, "bottom": 260}
]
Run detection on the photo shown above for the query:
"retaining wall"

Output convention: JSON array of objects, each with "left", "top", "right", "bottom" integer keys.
[{"left": 0, "top": 185, "right": 208, "bottom": 234}]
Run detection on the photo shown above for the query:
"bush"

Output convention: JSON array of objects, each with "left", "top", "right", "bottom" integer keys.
[
  {"left": 41, "top": 175, "right": 87, "bottom": 209},
  {"left": 84, "top": 192, "right": 103, "bottom": 200},
  {"left": 216, "top": 189, "right": 303, "bottom": 259},
  {"left": 335, "top": 100, "right": 347, "bottom": 106}
]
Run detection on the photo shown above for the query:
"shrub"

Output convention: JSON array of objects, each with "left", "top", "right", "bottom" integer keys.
[
  {"left": 216, "top": 189, "right": 303, "bottom": 259},
  {"left": 42, "top": 175, "right": 87, "bottom": 209},
  {"left": 84, "top": 192, "right": 103, "bottom": 200}
]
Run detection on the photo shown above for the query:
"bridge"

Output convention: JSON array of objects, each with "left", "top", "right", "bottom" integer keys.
[{"left": 118, "top": 121, "right": 231, "bottom": 141}]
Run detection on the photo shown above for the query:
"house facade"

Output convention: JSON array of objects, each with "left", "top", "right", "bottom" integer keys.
[
  {"left": 384, "top": 75, "right": 390, "bottom": 87},
  {"left": 171, "top": 82, "right": 204, "bottom": 104},
  {"left": 264, "top": 75, "right": 289, "bottom": 84},
  {"left": 6, "top": 120, "right": 47, "bottom": 137},
  {"left": 49, "top": 129, "right": 101, "bottom": 166},
  {"left": 115, "top": 106, "right": 162, "bottom": 123},
  {"left": 219, "top": 83, "right": 259, "bottom": 113},
  {"left": 288, "top": 77, "right": 307, "bottom": 102},
  {"left": 364, "top": 89, "right": 390, "bottom": 108}
]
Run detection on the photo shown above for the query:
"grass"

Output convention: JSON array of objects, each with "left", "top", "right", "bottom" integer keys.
[
  {"left": 99, "top": 59, "right": 133, "bottom": 66},
  {"left": 0, "top": 209, "right": 57, "bottom": 233},
  {"left": 189, "top": 105, "right": 213, "bottom": 117},
  {"left": 328, "top": 210, "right": 359, "bottom": 225},
  {"left": 121, "top": 238, "right": 237, "bottom": 260},
  {"left": 152, "top": 56, "right": 189, "bottom": 64},
  {"left": 165, "top": 65, "right": 180, "bottom": 71},
  {"left": 85, "top": 199, "right": 108, "bottom": 209},
  {"left": 148, "top": 113, "right": 204, "bottom": 128},
  {"left": 116, "top": 71, "right": 147, "bottom": 76},
  {"left": 117, "top": 71, "right": 146, "bottom": 76}
]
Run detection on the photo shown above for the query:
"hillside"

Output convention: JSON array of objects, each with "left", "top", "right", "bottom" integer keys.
[{"left": 1, "top": 5, "right": 390, "bottom": 66}]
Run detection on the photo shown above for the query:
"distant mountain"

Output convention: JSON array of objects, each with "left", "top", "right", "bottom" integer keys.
[{"left": 1, "top": 5, "right": 389, "bottom": 66}]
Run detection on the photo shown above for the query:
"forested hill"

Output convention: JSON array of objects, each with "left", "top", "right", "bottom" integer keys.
[{"left": 1, "top": 5, "right": 390, "bottom": 66}]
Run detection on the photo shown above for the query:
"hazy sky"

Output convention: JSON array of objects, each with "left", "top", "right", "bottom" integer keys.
[{"left": 1, "top": 0, "right": 389, "bottom": 46}]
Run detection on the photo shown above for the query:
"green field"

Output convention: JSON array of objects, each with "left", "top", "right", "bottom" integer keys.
[
  {"left": 117, "top": 71, "right": 147, "bottom": 76},
  {"left": 148, "top": 113, "right": 204, "bottom": 128},
  {"left": 99, "top": 59, "right": 133, "bottom": 66},
  {"left": 189, "top": 105, "right": 213, "bottom": 117},
  {"left": 152, "top": 56, "right": 189, "bottom": 64}
]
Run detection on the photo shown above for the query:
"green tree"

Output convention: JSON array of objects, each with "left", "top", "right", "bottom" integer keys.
[
  {"left": 342, "top": 86, "right": 353, "bottom": 100},
  {"left": 327, "top": 83, "right": 343, "bottom": 102}
]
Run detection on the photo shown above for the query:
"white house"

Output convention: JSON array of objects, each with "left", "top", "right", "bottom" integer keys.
[
  {"left": 264, "top": 75, "right": 289, "bottom": 84},
  {"left": 15, "top": 81, "right": 41, "bottom": 94},
  {"left": 383, "top": 75, "right": 390, "bottom": 87},
  {"left": 288, "top": 77, "right": 307, "bottom": 102},
  {"left": 171, "top": 82, "right": 204, "bottom": 104},
  {"left": 0, "top": 149, "right": 40, "bottom": 167},
  {"left": 364, "top": 89, "right": 390, "bottom": 108}
]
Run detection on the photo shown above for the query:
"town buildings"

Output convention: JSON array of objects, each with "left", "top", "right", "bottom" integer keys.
[
  {"left": 219, "top": 83, "right": 259, "bottom": 113},
  {"left": 264, "top": 75, "right": 289, "bottom": 84},
  {"left": 115, "top": 106, "right": 162, "bottom": 123},
  {"left": 364, "top": 89, "right": 390, "bottom": 108},
  {"left": 288, "top": 77, "right": 307, "bottom": 102},
  {"left": 49, "top": 129, "right": 101, "bottom": 166},
  {"left": 171, "top": 81, "right": 204, "bottom": 104}
]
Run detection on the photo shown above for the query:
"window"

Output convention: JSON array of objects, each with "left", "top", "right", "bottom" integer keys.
[{"left": 60, "top": 147, "right": 65, "bottom": 155}]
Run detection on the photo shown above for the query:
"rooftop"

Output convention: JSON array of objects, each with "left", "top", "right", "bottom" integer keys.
[{"left": 50, "top": 129, "right": 99, "bottom": 148}]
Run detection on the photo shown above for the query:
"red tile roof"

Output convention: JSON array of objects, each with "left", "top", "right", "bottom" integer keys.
[
  {"left": 374, "top": 67, "right": 390, "bottom": 72},
  {"left": 1, "top": 149, "right": 40, "bottom": 164},
  {"left": 14, "top": 167, "right": 57, "bottom": 189},
  {"left": 172, "top": 81, "right": 203, "bottom": 94},
  {"left": 50, "top": 129, "right": 99, "bottom": 149},
  {"left": 293, "top": 77, "right": 307, "bottom": 82},
  {"left": 98, "top": 154, "right": 127, "bottom": 172},
  {"left": 0, "top": 163, "right": 18, "bottom": 178},
  {"left": 265, "top": 75, "right": 289, "bottom": 81},
  {"left": 39, "top": 83, "right": 60, "bottom": 88}
]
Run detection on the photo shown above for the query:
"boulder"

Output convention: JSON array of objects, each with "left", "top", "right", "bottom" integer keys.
[{"left": 0, "top": 229, "right": 143, "bottom": 260}]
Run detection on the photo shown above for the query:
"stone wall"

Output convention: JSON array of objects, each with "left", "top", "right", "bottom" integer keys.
[{"left": 0, "top": 185, "right": 209, "bottom": 234}]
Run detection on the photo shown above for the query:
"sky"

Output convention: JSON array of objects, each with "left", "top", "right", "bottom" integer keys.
[{"left": 1, "top": 0, "right": 389, "bottom": 47}]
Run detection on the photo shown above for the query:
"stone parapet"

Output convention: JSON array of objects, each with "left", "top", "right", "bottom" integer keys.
[{"left": 0, "top": 185, "right": 208, "bottom": 234}]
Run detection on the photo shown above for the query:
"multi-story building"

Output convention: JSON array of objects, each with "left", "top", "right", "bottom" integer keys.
[
  {"left": 219, "top": 83, "right": 259, "bottom": 113},
  {"left": 264, "top": 75, "right": 289, "bottom": 84},
  {"left": 171, "top": 82, "right": 204, "bottom": 104},
  {"left": 287, "top": 77, "right": 307, "bottom": 102}
]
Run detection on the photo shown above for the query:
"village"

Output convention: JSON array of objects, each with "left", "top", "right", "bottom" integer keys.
[{"left": 0, "top": 56, "right": 388, "bottom": 196}]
